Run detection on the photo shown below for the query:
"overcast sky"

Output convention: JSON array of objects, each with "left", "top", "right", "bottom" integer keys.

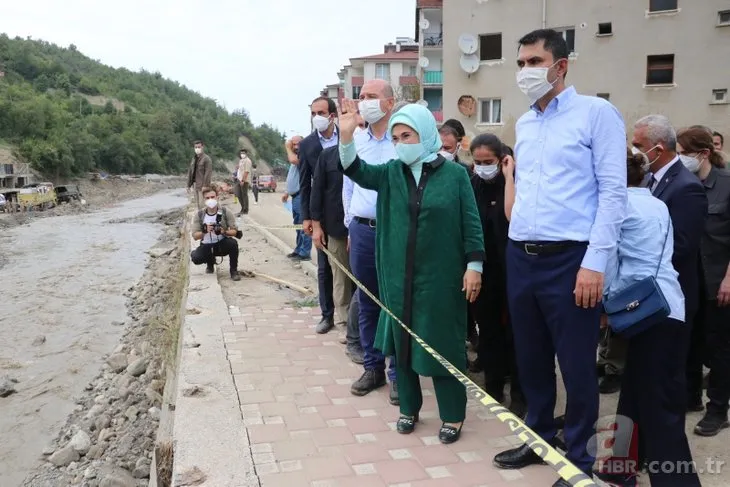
[{"left": 1, "top": 0, "right": 416, "bottom": 137}]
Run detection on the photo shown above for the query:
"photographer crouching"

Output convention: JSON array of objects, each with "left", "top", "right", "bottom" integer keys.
[{"left": 190, "top": 185, "right": 242, "bottom": 281}]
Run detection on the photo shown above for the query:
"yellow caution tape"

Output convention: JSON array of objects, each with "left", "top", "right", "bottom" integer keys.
[{"left": 242, "top": 221, "right": 598, "bottom": 487}]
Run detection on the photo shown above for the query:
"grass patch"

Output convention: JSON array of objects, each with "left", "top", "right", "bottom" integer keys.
[
  {"left": 291, "top": 296, "right": 318, "bottom": 308},
  {"left": 155, "top": 440, "right": 174, "bottom": 487}
]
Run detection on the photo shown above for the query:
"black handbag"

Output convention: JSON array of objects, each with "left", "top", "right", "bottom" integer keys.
[{"left": 603, "top": 223, "right": 671, "bottom": 338}]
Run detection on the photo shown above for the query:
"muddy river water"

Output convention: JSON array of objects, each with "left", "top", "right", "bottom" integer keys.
[{"left": 0, "top": 189, "right": 187, "bottom": 486}]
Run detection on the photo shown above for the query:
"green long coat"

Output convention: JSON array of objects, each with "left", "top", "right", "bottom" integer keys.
[{"left": 344, "top": 155, "right": 485, "bottom": 377}]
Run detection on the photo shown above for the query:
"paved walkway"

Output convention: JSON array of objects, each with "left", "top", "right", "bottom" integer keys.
[{"left": 223, "top": 305, "right": 560, "bottom": 487}]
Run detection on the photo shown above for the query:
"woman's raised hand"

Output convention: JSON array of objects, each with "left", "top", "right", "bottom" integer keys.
[{"left": 338, "top": 98, "right": 360, "bottom": 143}]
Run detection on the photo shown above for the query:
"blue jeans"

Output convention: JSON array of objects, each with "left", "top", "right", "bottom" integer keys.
[
  {"left": 291, "top": 194, "right": 311, "bottom": 258},
  {"left": 349, "top": 220, "right": 396, "bottom": 382}
]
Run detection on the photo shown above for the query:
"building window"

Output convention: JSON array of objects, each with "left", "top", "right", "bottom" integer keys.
[
  {"left": 408, "top": 65, "right": 417, "bottom": 76},
  {"left": 352, "top": 86, "right": 362, "bottom": 99},
  {"left": 479, "top": 34, "right": 502, "bottom": 61},
  {"left": 597, "top": 22, "right": 613, "bottom": 35},
  {"left": 646, "top": 54, "right": 675, "bottom": 85},
  {"left": 649, "top": 0, "right": 678, "bottom": 12},
  {"left": 554, "top": 27, "right": 576, "bottom": 53},
  {"left": 712, "top": 89, "right": 728, "bottom": 103},
  {"left": 478, "top": 98, "right": 502, "bottom": 124},
  {"left": 718, "top": 10, "right": 730, "bottom": 26},
  {"left": 597, "top": 93, "right": 610, "bottom": 100},
  {"left": 375, "top": 63, "right": 390, "bottom": 80}
]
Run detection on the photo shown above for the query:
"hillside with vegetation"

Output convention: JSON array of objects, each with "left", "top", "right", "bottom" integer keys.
[{"left": 0, "top": 34, "right": 286, "bottom": 178}]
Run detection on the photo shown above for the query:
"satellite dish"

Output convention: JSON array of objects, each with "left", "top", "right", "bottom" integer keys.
[
  {"left": 460, "top": 54, "right": 480, "bottom": 74},
  {"left": 419, "top": 18, "right": 430, "bottom": 30},
  {"left": 458, "top": 33, "right": 478, "bottom": 55},
  {"left": 419, "top": 57, "right": 430, "bottom": 68},
  {"left": 416, "top": 99, "right": 428, "bottom": 107}
]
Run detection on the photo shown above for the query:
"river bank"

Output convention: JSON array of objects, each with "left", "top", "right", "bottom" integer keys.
[{"left": 0, "top": 190, "right": 188, "bottom": 486}]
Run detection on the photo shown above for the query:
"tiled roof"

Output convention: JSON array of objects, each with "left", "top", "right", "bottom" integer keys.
[
  {"left": 417, "top": 0, "right": 442, "bottom": 8},
  {"left": 351, "top": 51, "right": 419, "bottom": 61}
]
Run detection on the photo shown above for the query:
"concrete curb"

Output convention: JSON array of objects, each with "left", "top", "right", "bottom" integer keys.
[
  {"left": 241, "top": 214, "right": 319, "bottom": 279},
  {"left": 170, "top": 210, "right": 258, "bottom": 487}
]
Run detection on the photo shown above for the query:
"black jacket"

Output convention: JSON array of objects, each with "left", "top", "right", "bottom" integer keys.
[
  {"left": 653, "top": 159, "right": 708, "bottom": 317},
  {"left": 298, "top": 127, "right": 338, "bottom": 220},
  {"left": 471, "top": 172, "right": 509, "bottom": 276},
  {"left": 311, "top": 146, "right": 348, "bottom": 239},
  {"left": 700, "top": 167, "right": 730, "bottom": 300}
]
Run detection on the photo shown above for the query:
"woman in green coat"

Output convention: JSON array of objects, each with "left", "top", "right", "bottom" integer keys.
[{"left": 338, "top": 100, "right": 485, "bottom": 444}]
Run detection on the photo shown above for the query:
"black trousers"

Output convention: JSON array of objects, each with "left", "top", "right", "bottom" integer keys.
[
  {"left": 613, "top": 318, "right": 700, "bottom": 487},
  {"left": 191, "top": 238, "right": 239, "bottom": 273},
  {"left": 472, "top": 268, "right": 523, "bottom": 404},
  {"left": 316, "top": 248, "right": 334, "bottom": 319},
  {"left": 705, "top": 300, "right": 730, "bottom": 414}
]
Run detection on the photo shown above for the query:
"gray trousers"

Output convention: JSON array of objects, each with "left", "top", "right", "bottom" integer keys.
[
  {"left": 597, "top": 327, "right": 627, "bottom": 375},
  {"left": 346, "top": 292, "right": 362, "bottom": 353}
]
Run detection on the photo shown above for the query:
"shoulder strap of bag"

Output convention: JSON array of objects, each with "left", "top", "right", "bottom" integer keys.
[{"left": 654, "top": 219, "right": 671, "bottom": 278}]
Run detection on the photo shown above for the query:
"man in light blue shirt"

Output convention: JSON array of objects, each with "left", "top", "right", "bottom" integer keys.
[
  {"left": 492, "top": 30, "right": 627, "bottom": 484},
  {"left": 281, "top": 136, "right": 311, "bottom": 260},
  {"left": 342, "top": 79, "right": 399, "bottom": 404}
]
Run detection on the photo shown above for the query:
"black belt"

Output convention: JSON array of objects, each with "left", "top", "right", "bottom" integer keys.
[
  {"left": 354, "top": 216, "right": 376, "bottom": 228},
  {"left": 290, "top": 191, "right": 299, "bottom": 198},
  {"left": 510, "top": 240, "right": 586, "bottom": 256}
]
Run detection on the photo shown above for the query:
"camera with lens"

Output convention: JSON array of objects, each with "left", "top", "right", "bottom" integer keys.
[{"left": 213, "top": 223, "right": 223, "bottom": 235}]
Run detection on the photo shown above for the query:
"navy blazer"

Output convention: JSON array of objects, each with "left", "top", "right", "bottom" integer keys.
[
  {"left": 652, "top": 159, "right": 708, "bottom": 318},
  {"left": 298, "top": 127, "right": 338, "bottom": 221}
]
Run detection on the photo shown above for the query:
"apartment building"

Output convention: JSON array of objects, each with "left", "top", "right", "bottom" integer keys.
[
  {"left": 417, "top": 0, "right": 730, "bottom": 145},
  {"left": 339, "top": 38, "right": 421, "bottom": 108}
]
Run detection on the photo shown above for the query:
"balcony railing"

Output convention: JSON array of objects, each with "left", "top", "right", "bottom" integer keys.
[{"left": 422, "top": 71, "right": 443, "bottom": 85}]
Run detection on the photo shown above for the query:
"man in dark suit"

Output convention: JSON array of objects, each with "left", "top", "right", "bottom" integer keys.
[
  {"left": 632, "top": 114, "right": 709, "bottom": 410},
  {"left": 298, "top": 96, "right": 339, "bottom": 333}
]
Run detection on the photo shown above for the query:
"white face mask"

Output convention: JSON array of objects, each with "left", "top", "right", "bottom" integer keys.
[
  {"left": 194, "top": 147, "right": 203, "bottom": 155},
  {"left": 631, "top": 145, "right": 661, "bottom": 171},
  {"left": 312, "top": 115, "right": 331, "bottom": 133},
  {"left": 516, "top": 61, "right": 560, "bottom": 104},
  {"left": 474, "top": 164, "right": 500, "bottom": 181},
  {"left": 680, "top": 154, "right": 701, "bottom": 173},
  {"left": 205, "top": 198, "right": 218, "bottom": 209},
  {"left": 439, "top": 150, "right": 455, "bottom": 161},
  {"left": 358, "top": 99, "right": 385, "bottom": 124}
]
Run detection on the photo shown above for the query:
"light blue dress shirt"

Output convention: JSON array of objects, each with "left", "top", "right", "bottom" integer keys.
[
  {"left": 342, "top": 127, "right": 396, "bottom": 225},
  {"left": 286, "top": 163, "right": 300, "bottom": 195},
  {"left": 318, "top": 126, "right": 339, "bottom": 149},
  {"left": 339, "top": 142, "right": 483, "bottom": 274},
  {"left": 603, "top": 187, "right": 685, "bottom": 322},
  {"left": 510, "top": 86, "right": 628, "bottom": 273}
]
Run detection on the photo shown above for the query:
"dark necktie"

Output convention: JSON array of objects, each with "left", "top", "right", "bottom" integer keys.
[{"left": 650, "top": 176, "right": 658, "bottom": 193}]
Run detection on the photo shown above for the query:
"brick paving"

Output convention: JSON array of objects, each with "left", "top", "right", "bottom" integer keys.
[{"left": 224, "top": 305, "right": 561, "bottom": 487}]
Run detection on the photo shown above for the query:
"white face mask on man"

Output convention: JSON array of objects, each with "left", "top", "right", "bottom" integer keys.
[
  {"left": 516, "top": 60, "right": 561, "bottom": 104},
  {"left": 312, "top": 115, "right": 332, "bottom": 133},
  {"left": 194, "top": 147, "right": 203, "bottom": 155},
  {"left": 439, "top": 150, "right": 455, "bottom": 161},
  {"left": 358, "top": 99, "right": 386, "bottom": 124},
  {"left": 205, "top": 198, "right": 218, "bottom": 209},
  {"left": 680, "top": 154, "right": 702, "bottom": 173}
]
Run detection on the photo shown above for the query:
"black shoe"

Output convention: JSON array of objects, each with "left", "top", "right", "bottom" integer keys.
[
  {"left": 554, "top": 414, "right": 566, "bottom": 430},
  {"left": 346, "top": 348, "right": 364, "bottom": 365},
  {"left": 350, "top": 369, "right": 386, "bottom": 396},
  {"left": 315, "top": 316, "right": 334, "bottom": 334},
  {"left": 687, "top": 399, "right": 705, "bottom": 412},
  {"left": 291, "top": 254, "right": 311, "bottom": 262},
  {"left": 552, "top": 479, "right": 574, "bottom": 487},
  {"left": 438, "top": 422, "right": 463, "bottom": 444},
  {"left": 231, "top": 271, "right": 241, "bottom": 281},
  {"left": 286, "top": 252, "right": 298, "bottom": 258},
  {"left": 694, "top": 411, "right": 730, "bottom": 436},
  {"left": 599, "top": 374, "right": 622, "bottom": 394},
  {"left": 493, "top": 444, "right": 546, "bottom": 470},
  {"left": 594, "top": 470, "right": 638, "bottom": 487},
  {"left": 397, "top": 414, "right": 418, "bottom": 434},
  {"left": 389, "top": 382, "right": 399, "bottom": 406},
  {"left": 206, "top": 265, "right": 214, "bottom": 274}
]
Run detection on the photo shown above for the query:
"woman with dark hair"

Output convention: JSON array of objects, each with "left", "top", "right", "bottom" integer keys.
[
  {"left": 677, "top": 127, "right": 730, "bottom": 436},
  {"left": 467, "top": 133, "right": 525, "bottom": 417},
  {"left": 596, "top": 148, "right": 700, "bottom": 487}
]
